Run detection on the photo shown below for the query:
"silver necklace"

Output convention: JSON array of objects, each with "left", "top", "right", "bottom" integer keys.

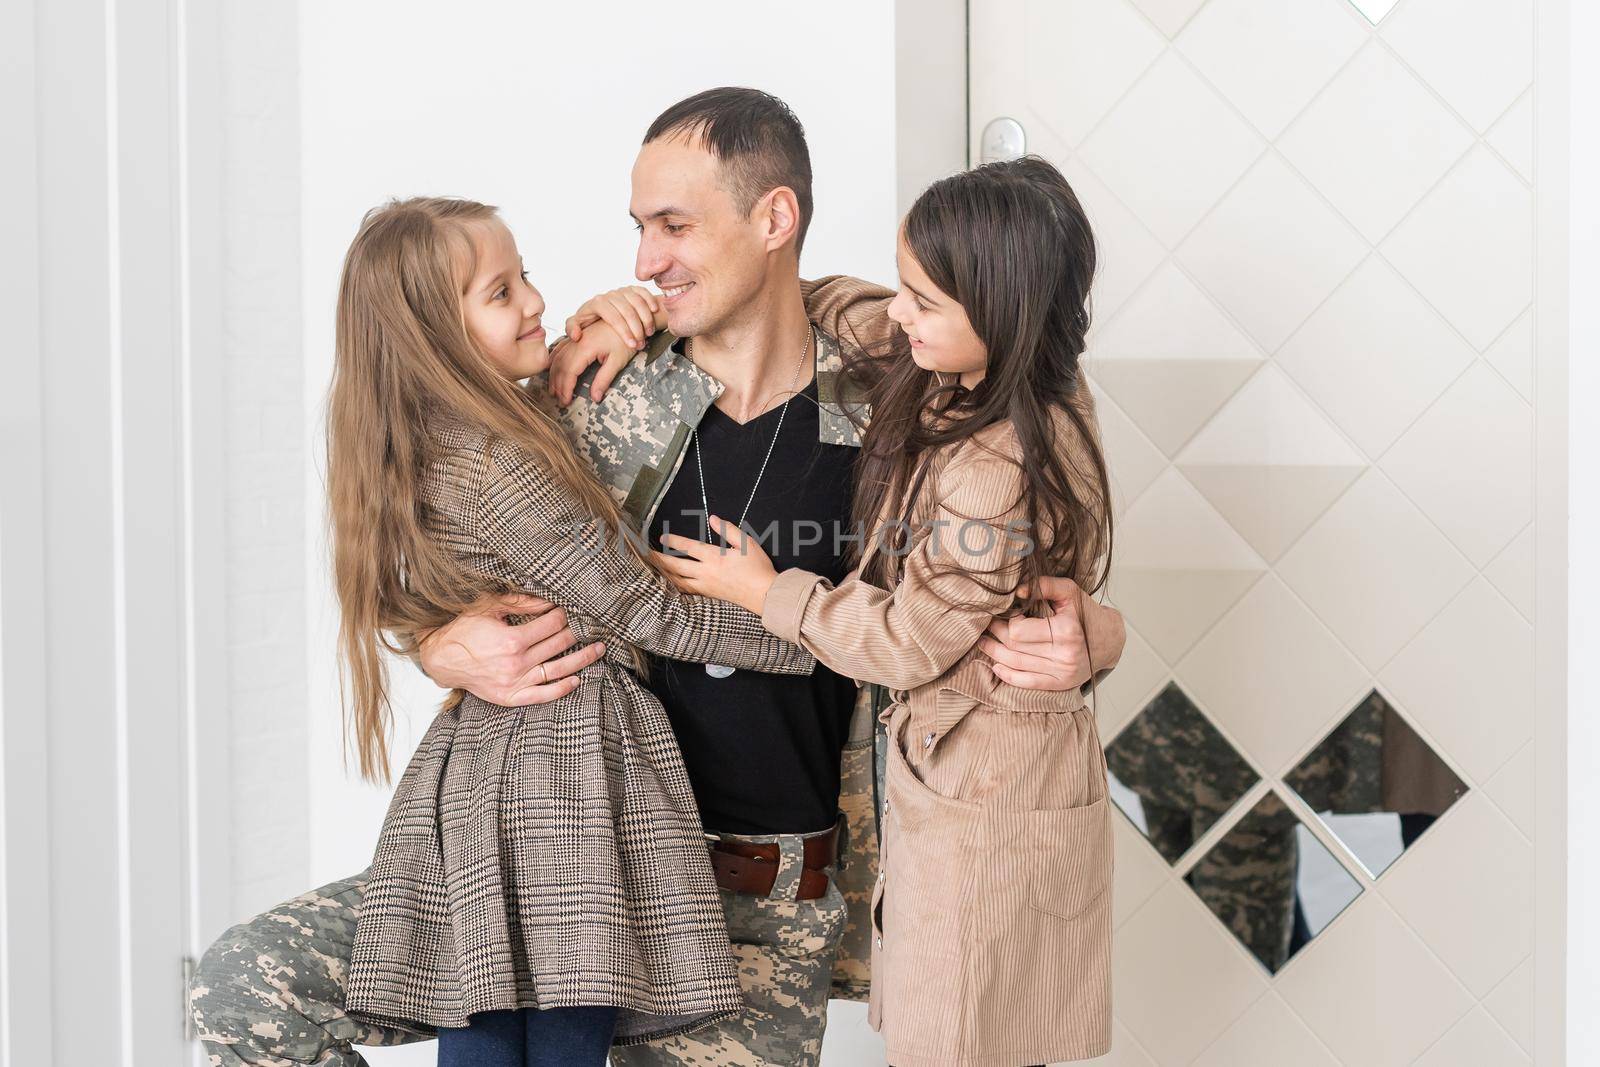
[{"left": 694, "top": 326, "right": 812, "bottom": 678}]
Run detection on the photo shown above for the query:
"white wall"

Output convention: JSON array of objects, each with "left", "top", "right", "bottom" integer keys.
[
  {"left": 219, "top": 0, "right": 312, "bottom": 926},
  {"left": 295, "top": 2, "right": 900, "bottom": 1062}
]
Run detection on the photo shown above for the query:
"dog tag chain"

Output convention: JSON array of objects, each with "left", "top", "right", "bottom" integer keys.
[{"left": 693, "top": 328, "right": 811, "bottom": 679}]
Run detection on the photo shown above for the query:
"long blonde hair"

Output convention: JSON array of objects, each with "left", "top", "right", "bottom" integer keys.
[{"left": 328, "top": 196, "right": 631, "bottom": 782}]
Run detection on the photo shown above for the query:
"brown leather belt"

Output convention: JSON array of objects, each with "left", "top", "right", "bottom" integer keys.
[{"left": 707, "top": 822, "right": 839, "bottom": 901}]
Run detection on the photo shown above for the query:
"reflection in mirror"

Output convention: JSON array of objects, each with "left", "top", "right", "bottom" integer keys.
[
  {"left": 1104, "top": 683, "right": 1258, "bottom": 865},
  {"left": 1187, "top": 791, "right": 1363, "bottom": 974},
  {"left": 1283, "top": 691, "right": 1467, "bottom": 879},
  {"left": 1346, "top": 0, "right": 1400, "bottom": 24}
]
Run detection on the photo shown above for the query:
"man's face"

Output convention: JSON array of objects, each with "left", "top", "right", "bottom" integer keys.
[{"left": 630, "top": 135, "right": 769, "bottom": 338}]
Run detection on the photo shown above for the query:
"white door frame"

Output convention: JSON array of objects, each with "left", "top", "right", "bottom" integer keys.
[
  {"left": 893, "top": 0, "right": 970, "bottom": 214},
  {"left": 0, "top": 0, "right": 231, "bottom": 1062},
  {"left": 1533, "top": 0, "right": 1570, "bottom": 1062}
]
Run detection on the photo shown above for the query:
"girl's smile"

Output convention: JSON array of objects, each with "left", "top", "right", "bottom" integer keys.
[
  {"left": 461, "top": 218, "right": 550, "bottom": 380},
  {"left": 886, "top": 232, "right": 987, "bottom": 389}
]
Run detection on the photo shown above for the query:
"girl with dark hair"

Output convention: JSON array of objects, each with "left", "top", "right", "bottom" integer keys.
[{"left": 657, "top": 155, "right": 1116, "bottom": 1066}]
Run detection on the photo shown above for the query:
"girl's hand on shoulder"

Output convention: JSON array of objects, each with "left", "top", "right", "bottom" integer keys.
[
  {"left": 565, "top": 285, "right": 663, "bottom": 350},
  {"left": 653, "top": 516, "right": 778, "bottom": 615},
  {"left": 548, "top": 319, "right": 637, "bottom": 406}
]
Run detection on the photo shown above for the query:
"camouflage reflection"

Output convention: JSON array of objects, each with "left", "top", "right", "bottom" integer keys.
[
  {"left": 1104, "top": 682, "right": 1258, "bottom": 864},
  {"left": 187, "top": 872, "right": 429, "bottom": 1067},
  {"left": 1185, "top": 792, "right": 1300, "bottom": 973},
  {"left": 612, "top": 880, "right": 849, "bottom": 1067},
  {"left": 1284, "top": 690, "right": 1466, "bottom": 819},
  {"left": 1283, "top": 692, "right": 1385, "bottom": 814}
]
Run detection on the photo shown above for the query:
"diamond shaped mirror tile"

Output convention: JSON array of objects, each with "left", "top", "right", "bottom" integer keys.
[
  {"left": 1283, "top": 691, "right": 1467, "bottom": 879},
  {"left": 1187, "top": 791, "right": 1362, "bottom": 974},
  {"left": 1347, "top": 0, "right": 1400, "bottom": 24},
  {"left": 1105, "top": 682, "right": 1258, "bottom": 865}
]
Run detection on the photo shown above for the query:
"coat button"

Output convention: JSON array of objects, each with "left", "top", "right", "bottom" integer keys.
[
  {"left": 875, "top": 935, "right": 882, "bottom": 948},
  {"left": 923, "top": 732, "right": 935, "bottom": 749}
]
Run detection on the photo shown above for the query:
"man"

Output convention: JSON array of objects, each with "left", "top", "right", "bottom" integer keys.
[{"left": 189, "top": 88, "right": 1124, "bottom": 1067}]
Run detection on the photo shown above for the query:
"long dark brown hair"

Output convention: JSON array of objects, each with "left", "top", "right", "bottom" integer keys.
[{"left": 844, "top": 156, "right": 1113, "bottom": 613}]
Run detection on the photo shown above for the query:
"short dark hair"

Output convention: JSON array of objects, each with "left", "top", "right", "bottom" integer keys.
[{"left": 644, "top": 87, "right": 814, "bottom": 254}]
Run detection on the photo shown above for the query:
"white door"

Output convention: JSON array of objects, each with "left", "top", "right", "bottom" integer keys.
[
  {"left": 1, "top": 0, "right": 226, "bottom": 1063},
  {"left": 971, "top": 1, "right": 1538, "bottom": 1064}
]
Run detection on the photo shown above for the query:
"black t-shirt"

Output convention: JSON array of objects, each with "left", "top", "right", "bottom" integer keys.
[{"left": 645, "top": 371, "right": 860, "bottom": 835}]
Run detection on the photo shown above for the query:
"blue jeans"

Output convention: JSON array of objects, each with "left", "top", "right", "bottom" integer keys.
[{"left": 436, "top": 1005, "right": 618, "bottom": 1067}]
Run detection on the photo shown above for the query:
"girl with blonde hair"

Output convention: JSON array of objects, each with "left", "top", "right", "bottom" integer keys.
[{"left": 326, "top": 196, "right": 812, "bottom": 1065}]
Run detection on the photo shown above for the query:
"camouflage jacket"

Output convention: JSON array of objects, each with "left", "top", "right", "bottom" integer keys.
[{"left": 546, "top": 275, "right": 896, "bottom": 1000}]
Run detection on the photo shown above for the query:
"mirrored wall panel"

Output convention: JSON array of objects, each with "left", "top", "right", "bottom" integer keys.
[
  {"left": 1187, "top": 791, "right": 1363, "bottom": 974},
  {"left": 1105, "top": 682, "right": 1258, "bottom": 865},
  {"left": 1283, "top": 691, "right": 1467, "bottom": 879}
]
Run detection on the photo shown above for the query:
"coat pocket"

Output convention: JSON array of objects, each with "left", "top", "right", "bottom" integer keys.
[
  {"left": 1026, "top": 796, "right": 1114, "bottom": 923},
  {"left": 881, "top": 720, "right": 976, "bottom": 956},
  {"left": 969, "top": 797, "right": 1115, "bottom": 1054}
]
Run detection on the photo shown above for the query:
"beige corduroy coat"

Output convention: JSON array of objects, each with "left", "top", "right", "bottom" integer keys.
[{"left": 760, "top": 408, "right": 1114, "bottom": 1067}]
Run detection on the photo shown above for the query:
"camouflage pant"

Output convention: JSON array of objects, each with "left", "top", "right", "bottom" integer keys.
[
  {"left": 189, "top": 841, "right": 847, "bottom": 1066},
  {"left": 188, "top": 871, "right": 429, "bottom": 1066},
  {"left": 611, "top": 849, "right": 849, "bottom": 1067}
]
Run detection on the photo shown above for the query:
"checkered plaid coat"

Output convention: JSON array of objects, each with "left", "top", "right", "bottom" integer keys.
[{"left": 345, "top": 417, "right": 814, "bottom": 1042}]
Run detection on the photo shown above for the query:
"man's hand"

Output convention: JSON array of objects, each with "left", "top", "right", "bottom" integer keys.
[
  {"left": 552, "top": 286, "right": 666, "bottom": 406},
  {"left": 977, "top": 577, "right": 1126, "bottom": 691},
  {"left": 417, "top": 593, "right": 606, "bottom": 706}
]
